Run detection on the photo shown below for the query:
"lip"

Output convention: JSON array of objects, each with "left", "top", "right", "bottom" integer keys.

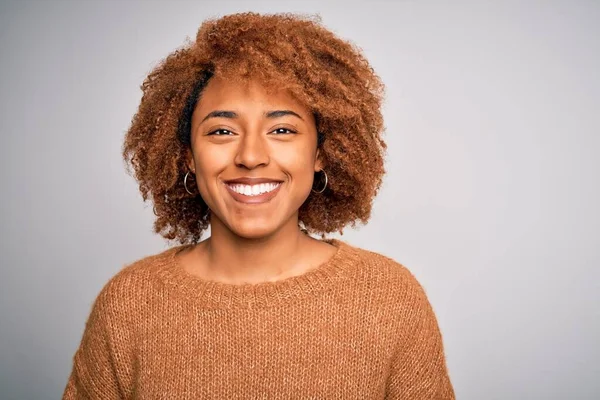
[
  {"left": 224, "top": 181, "right": 283, "bottom": 205},
  {"left": 224, "top": 177, "right": 284, "bottom": 185}
]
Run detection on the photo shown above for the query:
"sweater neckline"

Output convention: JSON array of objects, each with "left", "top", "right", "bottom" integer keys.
[{"left": 154, "top": 238, "right": 359, "bottom": 309}]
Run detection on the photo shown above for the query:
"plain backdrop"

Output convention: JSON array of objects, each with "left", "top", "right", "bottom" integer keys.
[{"left": 1, "top": 0, "right": 599, "bottom": 399}]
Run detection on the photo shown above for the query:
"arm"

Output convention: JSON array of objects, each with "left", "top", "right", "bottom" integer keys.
[
  {"left": 386, "top": 278, "right": 455, "bottom": 399},
  {"left": 63, "top": 278, "right": 136, "bottom": 399}
]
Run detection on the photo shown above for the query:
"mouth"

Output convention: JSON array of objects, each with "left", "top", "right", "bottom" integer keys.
[{"left": 224, "top": 181, "right": 283, "bottom": 205}]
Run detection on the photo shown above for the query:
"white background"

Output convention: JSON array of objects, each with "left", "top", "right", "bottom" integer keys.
[{"left": 1, "top": 1, "right": 598, "bottom": 398}]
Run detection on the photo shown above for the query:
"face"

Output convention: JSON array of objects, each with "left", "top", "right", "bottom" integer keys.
[{"left": 187, "top": 76, "right": 323, "bottom": 240}]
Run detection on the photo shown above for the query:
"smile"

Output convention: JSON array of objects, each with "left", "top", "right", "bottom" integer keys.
[
  {"left": 227, "top": 182, "right": 281, "bottom": 196},
  {"left": 224, "top": 182, "right": 282, "bottom": 204}
]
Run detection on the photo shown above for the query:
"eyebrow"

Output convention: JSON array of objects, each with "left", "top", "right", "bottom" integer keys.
[
  {"left": 201, "top": 109, "right": 304, "bottom": 123},
  {"left": 265, "top": 110, "right": 304, "bottom": 120}
]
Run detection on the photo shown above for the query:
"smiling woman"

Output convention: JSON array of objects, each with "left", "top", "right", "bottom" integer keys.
[
  {"left": 127, "top": 13, "right": 387, "bottom": 244},
  {"left": 63, "top": 12, "right": 455, "bottom": 399},
  {"left": 185, "top": 76, "right": 326, "bottom": 244}
]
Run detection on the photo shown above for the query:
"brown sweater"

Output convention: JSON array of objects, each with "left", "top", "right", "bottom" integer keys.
[{"left": 63, "top": 238, "right": 455, "bottom": 399}]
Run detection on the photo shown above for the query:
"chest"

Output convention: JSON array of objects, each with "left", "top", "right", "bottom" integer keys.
[{"left": 132, "top": 302, "right": 397, "bottom": 399}]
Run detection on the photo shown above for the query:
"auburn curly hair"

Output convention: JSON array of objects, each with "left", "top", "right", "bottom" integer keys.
[{"left": 122, "top": 12, "right": 387, "bottom": 245}]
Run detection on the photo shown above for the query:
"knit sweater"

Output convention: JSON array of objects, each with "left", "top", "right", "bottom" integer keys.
[{"left": 63, "top": 238, "right": 455, "bottom": 399}]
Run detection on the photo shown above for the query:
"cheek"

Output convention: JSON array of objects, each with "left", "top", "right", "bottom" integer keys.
[
  {"left": 274, "top": 142, "right": 316, "bottom": 178},
  {"left": 193, "top": 146, "right": 230, "bottom": 187}
]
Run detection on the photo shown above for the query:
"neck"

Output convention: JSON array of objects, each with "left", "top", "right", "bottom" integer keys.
[{"left": 200, "top": 214, "right": 312, "bottom": 284}]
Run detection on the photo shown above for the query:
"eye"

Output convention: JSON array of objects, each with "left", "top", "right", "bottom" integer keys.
[
  {"left": 270, "top": 127, "right": 297, "bottom": 135},
  {"left": 207, "top": 129, "right": 234, "bottom": 136}
]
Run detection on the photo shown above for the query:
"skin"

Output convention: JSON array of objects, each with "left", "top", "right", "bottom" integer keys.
[{"left": 176, "top": 76, "right": 337, "bottom": 284}]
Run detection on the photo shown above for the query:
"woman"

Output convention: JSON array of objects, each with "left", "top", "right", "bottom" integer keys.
[{"left": 63, "top": 12, "right": 455, "bottom": 399}]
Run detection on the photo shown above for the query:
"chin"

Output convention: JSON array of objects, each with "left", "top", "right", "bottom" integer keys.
[{"left": 228, "top": 219, "right": 280, "bottom": 240}]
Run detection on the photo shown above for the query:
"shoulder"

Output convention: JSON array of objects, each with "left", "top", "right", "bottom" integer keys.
[
  {"left": 339, "top": 240, "right": 434, "bottom": 310},
  {"left": 341, "top": 241, "right": 444, "bottom": 331},
  {"left": 90, "top": 245, "right": 184, "bottom": 317},
  {"left": 343, "top": 241, "right": 425, "bottom": 290}
]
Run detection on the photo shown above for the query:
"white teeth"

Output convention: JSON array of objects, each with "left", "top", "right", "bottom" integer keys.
[{"left": 228, "top": 182, "right": 280, "bottom": 196}]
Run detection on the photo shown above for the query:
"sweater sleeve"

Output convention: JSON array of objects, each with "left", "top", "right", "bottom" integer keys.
[
  {"left": 63, "top": 276, "right": 136, "bottom": 399},
  {"left": 385, "top": 274, "right": 455, "bottom": 399}
]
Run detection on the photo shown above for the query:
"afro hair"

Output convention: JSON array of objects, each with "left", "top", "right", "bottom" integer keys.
[{"left": 122, "top": 12, "right": 387, "bottom": 244}]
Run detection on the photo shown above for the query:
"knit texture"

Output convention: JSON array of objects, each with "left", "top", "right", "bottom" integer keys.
[{"left": 63, "top": 238, "right": 455, "bottom": 399}]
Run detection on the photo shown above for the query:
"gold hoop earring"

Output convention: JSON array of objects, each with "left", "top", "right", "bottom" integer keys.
[
  {"left": 311, "top": 169, "right": 328, "bottom": 194},
  {"left": 184, "top": 171, "right": 195, "bottom": 195}
]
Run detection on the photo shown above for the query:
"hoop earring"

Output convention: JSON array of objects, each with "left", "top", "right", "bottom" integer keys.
[
  {"left": 311, "top": 169, "right": 328, "bottom": 194},
  {"left": 184, "top": 171, "right": 195, "bottom": 195}
]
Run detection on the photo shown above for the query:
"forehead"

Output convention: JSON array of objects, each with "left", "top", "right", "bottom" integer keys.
[{"left": 195, "top": 75, "right": 311, "bottom": 116}]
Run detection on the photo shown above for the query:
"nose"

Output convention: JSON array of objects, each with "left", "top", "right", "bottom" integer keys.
[{"left": 234, "top": 130, "right": 270, "bottom": 169}]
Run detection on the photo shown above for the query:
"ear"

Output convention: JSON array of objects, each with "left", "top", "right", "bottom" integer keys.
[
  {"left": 186, "top": 148, "right": 196, "bottom": 173},
  {"left": 314, "top": 148, "right": 324, "bottom": 172}
]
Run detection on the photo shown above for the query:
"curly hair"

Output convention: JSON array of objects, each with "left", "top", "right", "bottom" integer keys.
[{"left": 122, "top": 12, "right": 387, "bottom": 245}]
